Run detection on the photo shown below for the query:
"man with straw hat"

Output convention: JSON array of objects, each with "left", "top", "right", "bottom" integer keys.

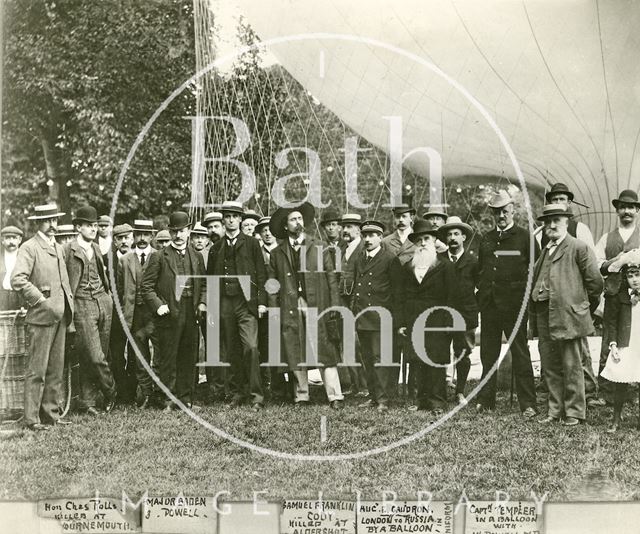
[
  {"left": 12, "top": 204, "right": 73, "bottom": 430},
  {"left": 438, "top": 216, "right": 478, "bottom": 404},
  {"left": 531, "top": 204, "right": 603, "bottom": 426}
]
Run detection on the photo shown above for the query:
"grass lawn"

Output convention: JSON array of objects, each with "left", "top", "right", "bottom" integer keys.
[{"left": 1, "top": 383, "right": 639, "bottom": 504}]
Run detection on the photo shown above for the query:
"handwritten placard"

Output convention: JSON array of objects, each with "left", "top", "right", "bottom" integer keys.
[
  {"left": 464, "top": 501, "right": 542, "bottom": 534},
  {"left": 38, "top": 497, "right": 141, "bottom": 533},
  {"left": 358, "top": 501, "right": 453, "bottom": 533},
  {"left": 142, "top": 496, "right": 215, "bottom": 533},
  {"left": 281, "top": 500, "right": 356, "bottom": 534}
]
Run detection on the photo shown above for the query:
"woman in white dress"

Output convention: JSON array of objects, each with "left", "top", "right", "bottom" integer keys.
[{"left": 601, "top": 252, "right": 640, "bottom": 433}]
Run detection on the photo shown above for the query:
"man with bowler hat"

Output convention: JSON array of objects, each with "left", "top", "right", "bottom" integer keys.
[
  {"left": 1, "top": 225, "right": 24, "bottom": 310},
  {"left": 476, "top": 190, "right": 537, "bottom": 416},
  {"left": 531, "top": 205, "right": 602, "bottom": 426},
  {"left": 594, "top": 189, "right": 640, "bottom": 402},
  {"left": 64, "top": 205, "right": 117, "bottom": 415},
  {"left": 12, "top": 204, "right": 73, "bottom": 430},
  {"left": 438, "top": 216, "right": 479, "bottom": 404},
  {"left": 207, "top": 201, "right": 266, "bottom": 409},
  {"left": 142, "top": 211, "right": 207, "bottom": 410}
]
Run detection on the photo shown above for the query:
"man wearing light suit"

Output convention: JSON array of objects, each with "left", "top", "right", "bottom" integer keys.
[
  {"left": 116, "top": 220, "right": 156, "bottom": 408},
  {"left": 11, "top": 204, "right": 74, "bottom": 430}
]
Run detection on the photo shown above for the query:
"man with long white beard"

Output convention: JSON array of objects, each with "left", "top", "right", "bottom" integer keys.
[{"left": 395, "top": 220, "right": 456, "bottom": 414}]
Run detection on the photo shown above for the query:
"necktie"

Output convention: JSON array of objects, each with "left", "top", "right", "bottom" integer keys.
[
  {"left": 140, "top": 252, "right": 146, "bottom": 266},
  {"left": 451, "top": 255, "right": 457, "bottom": 263},
  {"left": 293, "top": 239, "right": 302, "bottom": 251},
  {"left": 631, "top": 290, "right": 640, "bottom": 306}
]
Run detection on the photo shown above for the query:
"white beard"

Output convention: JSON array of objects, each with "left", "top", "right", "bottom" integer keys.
[{"left": 412, "top": 243, "right": 437, "bottom": 270}]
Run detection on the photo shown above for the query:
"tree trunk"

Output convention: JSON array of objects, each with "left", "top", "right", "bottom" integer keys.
[{"left": 38, "top": 121, "right": 71, "bottom": 220}]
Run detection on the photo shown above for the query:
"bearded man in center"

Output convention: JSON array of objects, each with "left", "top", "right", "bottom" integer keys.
[
  {"left": 395, "top": 219, "right": 457, "bottom": 414},
  {"left": 267, "top": 203, "right": 345, "bottom": 408}
]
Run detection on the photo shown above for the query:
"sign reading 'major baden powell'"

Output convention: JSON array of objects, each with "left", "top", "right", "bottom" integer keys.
[{"left": 142, "top": 496, "right": 216, "bottom": 534}]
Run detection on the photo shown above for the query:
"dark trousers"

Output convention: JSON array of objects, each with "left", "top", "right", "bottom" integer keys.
[
  {"left": 75, "top": 294, "right": 116, "bottom": 409},
  {"left": 131, "top": 305, "right": 154, "bottom": 398},
  {"left": 154, "top": 297, "right": 199, "bottom": 406},
  {"left": 598, "top": 295, "right": 617, "bottom": 402},
  {"left": 358, "top": 330, "right": 395, "bottom": 406},
  {"left": 108, "top": 315, "right": 137, "bottom": 403},
  {"left": 479, "top": 306, "right": 536, "bottom": 411},
  {"left": 537, "top": 303, "right": 586, "bottom": 419},
  {"left": 24, "top": 321, "right": 66, "bottom": 425},
  {"left": 449, "top": 329, "right": 475, "bottom": 395},
  {"left": 258, "top": 315, "right": 289, "bottom": 400},
  {"left": 221, "top": 295, "right": 263, "bottom": 404},
  {"left": 415, "top": 332, "right": 449, "bottom": 410},
  {"left": 540, "top": 337, "right": 598, "bottom": 401}
]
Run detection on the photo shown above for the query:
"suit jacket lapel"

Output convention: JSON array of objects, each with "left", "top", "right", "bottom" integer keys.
[
  {"left": 164, "top": 246, "right": 178, "bottom": 276},
  {"left": 551, "top": 238, "right": 569, "bottom": 263},
  {"left": 422, "top": 259, "right": 444, "bottom": 284},
  {"left": 36, "top": 232, "right": 57, "bottom": 257}
]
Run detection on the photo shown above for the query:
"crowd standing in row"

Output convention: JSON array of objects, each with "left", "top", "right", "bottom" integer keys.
[{"left": 2, "top": 182, "right": 639, "bottom": 432}]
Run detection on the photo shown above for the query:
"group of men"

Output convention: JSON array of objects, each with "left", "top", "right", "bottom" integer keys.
[{"left": 2, "top": 181, "right": 637, "bottom": 430}]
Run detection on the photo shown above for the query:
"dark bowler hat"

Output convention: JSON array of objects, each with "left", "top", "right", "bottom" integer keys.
[
  {"left": 72, "top": 205, "right": 98, "bottom": 225},
  {"left": 536, "top": 204, "right": 574, "bottom": 222},
  {"left": 55, "top": 224, "right": 76, "bottom": 237},
  {"left": 439, "top": 216, "right": 473, "bottom": 239},
  {"left": 1, "top": 225, "right": 23, "bottom": 237},
  {"left": 545, "top": 183, "right": 574, "bottom": 202},
  {"left": 133, "top": 219, "right": 154, "bottom": 233},
  {"left": 255, "top": 216, "right": 271, "bottom": 232},
  {"left": 27, "top": 204, "right": 65, "bottom": 220},
  {"left": 422, "top": 205, "right": 449, "bottom": 220},
  {"left": 155, "top": 229, "right": 171, "bottom": 242},
  {"left": 320, "top": 208, "right": 342, "bottom": 226},
  {"left": 112, "top": 223, "right": 133, "bottom": 237},
  {"left": 97, "top": 215, "right": 113, "bottom": 226},
  {"left": 269, "top": 202, "right": 315, "bottom": 240},
  {"left": 391, "top": 205, "right": 416, "bottom": 216},
  {"left": 219, "top": 201, "right": 244, "bottom": 215},
  {"left": 408, "top": 219, "right": 439, "bottom": 243},
  {"left": 167, "top": 211, "right": 192, "bottom": 231},
  {"left": 242, "top": 209, "right": 260, "bottom": 222},
  {"left": 360, "top": 220, "right": 385, "bottom": 234},
  {"left": 202, "top": 211, "right": 223, "bottom": 224},
  {"left": 612, "top": 190, "right": 640, "bottom": 209}
]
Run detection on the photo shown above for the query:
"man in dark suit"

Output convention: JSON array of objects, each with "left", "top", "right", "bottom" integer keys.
[
  {"left": 1, "top": 225, "right": 24, "bottom": 311},
  {"left": 65, "top": 205, "right": 117, "bottom": 416},
  {"left": 12, "top": 204, "right": 73, "bottom": 430},
  {"left": 116, "top": 219, "right": 156, "bottom": 408},
  {"left": 438, "top": 216, "right": 479, "bottom": 404},
  {"left": 352, "top": 220, "right": 402, "bottom": 412},
  {"left": 476, "top": 191, "right": 537, "bottom": 416},
  {"left": 142, "top": 212, "right": 207, "bottom": 411},
  {"left": 395, "top": 220, "right": 457, "bottom": 414},
  {"left": 105, "top": 223, "right": 135, "bottom": 405},
  {"left": 530, "top": 205, "right": 603, "bottom": 425},
  {"left": 207, "top": 201, "right": 266, "bottom": 410}
]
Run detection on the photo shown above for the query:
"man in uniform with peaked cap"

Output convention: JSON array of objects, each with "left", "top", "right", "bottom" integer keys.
[{"left": 12, "top": 204, "right": 74, "bottom": 430}]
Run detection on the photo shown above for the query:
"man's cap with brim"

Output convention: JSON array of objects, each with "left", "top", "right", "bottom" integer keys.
[
  {"left": 27, "top": 204, "right": 65, "bottom": 220},
  {"left": 155, "top": 229, "right": 171, "bottom": 242},
  {"left": 219, "top": 201, "right": 245, "bottom": 215},
  {"left": 268, "top": 202, "right": 315, "bottom": 240},
  {"left": 612, "top": 189, "right": 640, "bottom": 209},
  {"left": 133, "top": 219, "right": 154, "bottom": 233},
  {"left": 360, "top": 220, "right": 385, "bottom": 234},
  {"left": 408, "top": 219, "right": 440, "bottom": 243},
  {"left": 438, "top": 216, "right": 473, "bottom": 239},
  {"left": 112, "top": 223, "right": 134, "bottom": 237},
  {"left": 537, "top": 204, "right": 574, "bottom": 222},
  {"left": 167, "top": 211, "right": 192, "bottom": 231},
  {"left": 341, "top": 213, "right": 362, "bottom": 225},
  {"left": 202, "top": 211, "right": 223, "bottom": 224},
  {"left": 242, "top": 209, "right": 260, "bottom": 222},
  {"left": 1, "top": 226, "right": 23, "bottom": 237},
  {"left": 320, "top": 208, "right": 342, "bottom": 226},
  {"left": 72, "top": 205, "right": 98, "bottom": 225},
  {"left": 97, "top": 215, "right": 113, "bottom": 226},
  {"left": 190, "top": 223, "right": 208, "bottom": 236},
  {"left": 55, "top": 224, "right": 76, "bottom": 237},
  {"left": 256, "top": 216, "right": 271, "bottom": 232},
  {"left": 488, "top": 190, "right": 513, "bottom": 209},
  {"left": 422, "top": 206, "right": 449, "bottom": 220},
  {"left": 545, "top": 183, "right": 574, "bottom": 202}
]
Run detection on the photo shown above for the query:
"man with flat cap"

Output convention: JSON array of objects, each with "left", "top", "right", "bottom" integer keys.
[
  {"left": 531, "top": 205, "right": 602, "bottom": 426},
  {"left": 395, "top": 219, "right": 457, "bottom": 414},
  {"left": 438, "top": 216, "right": 479, "bottom": 404},
  {"left": 97, "top": 215, "right": 113, "bottom": 256},
  {"left": 190, "top": 222, "right": 210, "bottom": 265},
  {"left": 154, "top": 229, "right": 171, "bottom": 249},
  {"left": 476, "top": 190, "right": 537, "bottom": 416},
  {"left": 320, "top": 208, "right": 344, "bottom": 249},
  {"left": 267, "top": 202, "right": 345, "bottom": 408},
  {"left": 54, "top": 224, "right": 76, "bottom": 246},
  {"left": 142, "top": 211, "right": 207, "bottom": 410},
  {"left": 116, "top": 219, "right": 156, "bottom": 408},
  {"left": 64, "top": 205, "right": 117, "bottom": 415},
  {"left": 352, "top": 220, "right": 402, "bottom": 412},
  {"left": 595, "top": 189, "right": 640, "bottom": 403},
  {"left": 12, "top": 204, "right": 73, "bottom": 430},
  {"left": 202, "top": 211, "right": 224, "bottom": 245},
  {"left": 1, "top": 225, "right": 24, "bottom": 310},
  {"left": 207, "top": 201, "right": 266, "bottom": 408}
]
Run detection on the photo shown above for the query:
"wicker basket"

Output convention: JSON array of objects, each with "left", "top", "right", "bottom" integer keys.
[{"left": 0, "top": 310, "right": 28, "bottom": 421}]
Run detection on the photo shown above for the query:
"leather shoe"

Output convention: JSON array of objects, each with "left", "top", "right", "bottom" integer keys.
[
  {"left": 538, "top": 415, "right": 559, "bottom": 424},
  {"left": 86, "top": 407, "right": 103, "bottom": 417},
  {"left": 104, "top": 398, "right": 116, "bottom": 414},
  {"left": 26, "top": 423, "right": 50, "bottom": 431},
  {"left": 562, "top": 417, "right": 580, "bottom": 426},
  {"left": 330, "top": 400, "right": 343, "bottom": 410}
]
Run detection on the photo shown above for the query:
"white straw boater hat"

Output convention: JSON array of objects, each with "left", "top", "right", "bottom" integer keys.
[{"left": 27, "top": 204, "right": 65, "bottom": 220}]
